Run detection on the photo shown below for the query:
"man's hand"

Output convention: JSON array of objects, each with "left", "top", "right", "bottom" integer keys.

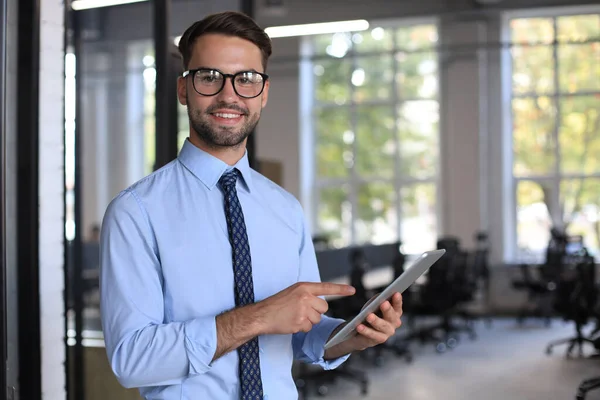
[
  {"left": 324, "top": 292, "right": 403, "bottom": 359},
  {"left": 212, "top": 282, "right": 354, "bottom": 362},
  {"left": 254, "top": 282, "right": 356, "bottom": 335}
]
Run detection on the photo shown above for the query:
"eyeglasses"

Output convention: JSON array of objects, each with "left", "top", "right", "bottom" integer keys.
[{"left": 182, "top": 68, "right": 269, "bottom": 99}]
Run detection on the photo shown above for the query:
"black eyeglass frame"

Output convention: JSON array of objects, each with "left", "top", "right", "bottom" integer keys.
[{"left": 182, "top": 68, "right": 269, "bottom": 99}]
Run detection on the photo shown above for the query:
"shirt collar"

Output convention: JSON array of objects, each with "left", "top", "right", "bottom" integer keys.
[{"left": 178, "top": 139, "right": 254, "bottom": 193}]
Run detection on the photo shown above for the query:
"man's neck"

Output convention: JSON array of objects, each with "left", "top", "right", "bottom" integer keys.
[{"left": 189, "top": 134, "right": 246, "bottom": 166}]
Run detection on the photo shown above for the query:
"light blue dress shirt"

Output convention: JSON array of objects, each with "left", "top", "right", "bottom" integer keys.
[{"left": 100, "top": 139, "right": 349, "bottom": 400}]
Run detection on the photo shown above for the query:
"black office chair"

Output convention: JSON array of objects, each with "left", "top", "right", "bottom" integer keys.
[
  {"left": 471, "top": 231, "right": 493, "bottom": 328},
  {"left": 512, "top": 263, "right": 554, "bottom": 327},
  {"left": 355, "top": 245, "right": 413, "bottom": 366},
  {"left": 546, "top": 251, "right": 599, "bottom": 357},
  {"left": 403, "top": 237, "right": 476, "bottom": 352},
  {"left": 512, "top": 228, "right": 571, "bottom": 327},
  {"left": 577, "top": 375, "right": 600, "bottom": 400}
]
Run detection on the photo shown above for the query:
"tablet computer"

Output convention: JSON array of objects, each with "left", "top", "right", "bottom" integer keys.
[{"left": 324, "top": 249, "right": 446, "bottom": 350}]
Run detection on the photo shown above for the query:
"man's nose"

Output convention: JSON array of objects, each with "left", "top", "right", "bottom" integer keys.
[{"left": 216, "top": 77, "right": 238, "bottom": 102}]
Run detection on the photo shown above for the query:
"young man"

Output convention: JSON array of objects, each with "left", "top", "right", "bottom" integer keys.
[{"left": 100, "top": 11, "right": 404, "bottom": 400}]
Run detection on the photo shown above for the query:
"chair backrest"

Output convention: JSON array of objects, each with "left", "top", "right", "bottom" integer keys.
[{"left": 553, "top": 253, "right": 597, "bottom": 323}]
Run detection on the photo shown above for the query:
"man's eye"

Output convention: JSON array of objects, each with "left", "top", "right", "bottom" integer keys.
[
  {"left": 236, "top": 73, "right": 261, "bottom": 85},
  {"left": 199, "top": 75, "right": 218, "bottom": 83}
]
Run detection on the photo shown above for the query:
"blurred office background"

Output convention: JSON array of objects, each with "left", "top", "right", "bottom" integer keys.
[{"left": 1, "top": 0, "right": 599, "bottom": 399}]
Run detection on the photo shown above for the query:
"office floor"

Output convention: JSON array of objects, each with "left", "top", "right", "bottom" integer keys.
[{"left": 304, "top": 318, "right": 600, "bottom": 400}]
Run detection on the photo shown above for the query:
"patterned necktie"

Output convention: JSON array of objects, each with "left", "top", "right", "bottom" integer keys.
[{"left": 219, "top": 169, "right": 264, "bottom": 400}]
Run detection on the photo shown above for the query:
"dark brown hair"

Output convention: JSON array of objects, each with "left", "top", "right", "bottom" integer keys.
[{"left": 178, "top": 11, "right": 272, "bottom": 71}]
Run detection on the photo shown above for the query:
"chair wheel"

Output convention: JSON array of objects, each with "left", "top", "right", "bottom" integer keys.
[
  {"left": 317, "top": 385, "right": 328, "bottom": 396},
  {"left": 546, "top": 347, "right": 552, "bottom": 355},
  {"left": 436, "top": 343, "right": 447, "bottom": 353},
  {"left": 361, "top": 383, "right": 368, "bottom": 395},
  {"left": 405, "top": 354, "right": 413, "bottom": 363},
  {"left": 447, "top": 337, "right": 458, "bottom": 349}
]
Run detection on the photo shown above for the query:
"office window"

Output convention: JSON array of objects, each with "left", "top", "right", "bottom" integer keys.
[
  {"left": 508, "top": 12, "right": 600, "bottom": 261},
  {"left": 306, "top": 22, "right": 441, "bottom": 253}
]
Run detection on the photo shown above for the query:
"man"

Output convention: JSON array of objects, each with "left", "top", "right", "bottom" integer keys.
[{"left": 100, "top": 11, "right": 404, "bottom": 400}]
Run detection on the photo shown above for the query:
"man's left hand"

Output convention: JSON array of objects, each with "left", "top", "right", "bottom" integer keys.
[
  {"left": 350, "top": 292, "right": 403, "bottom": 350},
  {"left": 323, "top": 292, "right": 403, "bottom": 360}
]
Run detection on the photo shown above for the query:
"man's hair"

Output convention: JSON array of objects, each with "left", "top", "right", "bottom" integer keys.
[{"left": 178, "top": 11, "right": 273, "bottom": 71}]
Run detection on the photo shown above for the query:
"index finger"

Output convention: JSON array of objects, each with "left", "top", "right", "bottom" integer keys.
[{"left": 303, "top": 282, "right": 356, "bottom": 296}]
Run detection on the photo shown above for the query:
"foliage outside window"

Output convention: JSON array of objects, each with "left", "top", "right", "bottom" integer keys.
[{"left": 307, "top": 22, "right": 441, "bottom": 254}]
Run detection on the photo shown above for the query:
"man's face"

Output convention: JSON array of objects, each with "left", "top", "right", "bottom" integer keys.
[{"left": 177, "top": 33, "right": 269, "bottom": 149}]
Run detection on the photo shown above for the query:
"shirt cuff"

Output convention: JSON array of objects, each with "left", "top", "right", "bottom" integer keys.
[
  {"left": 183, "top": 316, "right": 218, "bottom": 375},
  {"left": 304, "top": 317, "right": 351, "bottom": 370}
]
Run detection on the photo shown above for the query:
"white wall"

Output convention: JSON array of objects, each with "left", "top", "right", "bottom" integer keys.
[{"left": 39, "top": 0, "right": 66, "bottom": 399}]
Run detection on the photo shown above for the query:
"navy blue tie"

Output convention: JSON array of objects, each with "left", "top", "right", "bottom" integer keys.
[{"left": 219, "top": 169, "right": 264, "bottom": 400}]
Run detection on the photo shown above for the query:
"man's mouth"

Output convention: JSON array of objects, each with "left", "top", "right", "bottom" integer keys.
[
  {"left": 210, "top": 111, "right": 245, "bottom": 125},
  {"left": 212, "top": 112, "right": 243, "bottom": 119}
]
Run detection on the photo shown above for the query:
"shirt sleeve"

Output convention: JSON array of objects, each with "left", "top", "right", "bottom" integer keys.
[
  {"left": 290, "top": 207, "right": 350, "bottom": 370},
  {"left": 100, "top": 190, "right": 218, "bottom": 389}
]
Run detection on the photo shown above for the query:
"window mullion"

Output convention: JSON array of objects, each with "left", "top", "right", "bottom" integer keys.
[
  {"left": 350, "top": 38, "right": 358, "bottom": 244},
  {"left": 552, "top": 17, "right": 562, "bottom": 228},
  {"left": 391, "top": 27, "right": 403, "bottom": 245}
]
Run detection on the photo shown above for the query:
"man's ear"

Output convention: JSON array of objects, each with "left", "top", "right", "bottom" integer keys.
[{"left": 177, "top": 76, "right": 187, "bottom": 106}]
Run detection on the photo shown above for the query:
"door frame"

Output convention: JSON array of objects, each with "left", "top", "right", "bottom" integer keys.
[
  {"left": 16, "top": 0, "right": 42, "bottom": 399},
  {"left": 0, "top": 0, "right": 8, "bottom": 396}
]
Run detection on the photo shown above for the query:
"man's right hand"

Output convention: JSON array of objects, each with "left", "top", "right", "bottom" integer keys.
[{"left": 254, "top": 282, "right": 356, "bottom": 335}]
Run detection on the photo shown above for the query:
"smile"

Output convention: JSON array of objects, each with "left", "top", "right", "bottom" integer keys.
[{"left": 212, "top": 112, "right": 242, "bottom": 119}]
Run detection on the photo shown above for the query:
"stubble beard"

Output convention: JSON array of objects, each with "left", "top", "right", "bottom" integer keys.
[{"left": 187, "top": 97, "right": 260, "bottom": 150}]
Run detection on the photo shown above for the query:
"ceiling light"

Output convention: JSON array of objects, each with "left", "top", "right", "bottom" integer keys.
[
  {"left": 71, "top": 0, "right": 148, "bottom": 11},
  {"left": 265, "top": 19, "right": 369, "bottom": 38}
]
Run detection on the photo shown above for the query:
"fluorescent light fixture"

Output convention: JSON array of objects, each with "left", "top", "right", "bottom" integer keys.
[
  {"left": 265, "top": 19, "right": 369, "bottom": 38},
  {"left": 71, "top": 0, "right": 148, "bottom": 11}
]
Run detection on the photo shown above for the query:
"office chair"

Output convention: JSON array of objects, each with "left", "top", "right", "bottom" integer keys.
[
  {"left": 403, "top": 237, "right": 476, "bottom": 352},
  {"left": 472, "top": 231, "right": 493, "bottom": 328},
  {"left": 577, "top": 375, "right": 600, "bottom": 399},
  {"left": 512, "top": 228, "right": 572, "bottom": 327},
  {"left": 357, "top": 244, "right": 413, "bottom": 366},
  {"left": 512, "top": 263, "right": 554, "bottom": 327},
  {"left": 546, "top": 251, "right": 598, "bottom": 358}
]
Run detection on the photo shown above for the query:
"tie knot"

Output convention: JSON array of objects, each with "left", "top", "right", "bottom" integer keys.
[{"left": 219, "top": 168, "right": 239, "bottom": 192}]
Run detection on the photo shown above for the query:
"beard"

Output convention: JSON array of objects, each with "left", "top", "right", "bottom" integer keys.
[{"left": 186, "top": 97, "right": 260, "bottom": 149}]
